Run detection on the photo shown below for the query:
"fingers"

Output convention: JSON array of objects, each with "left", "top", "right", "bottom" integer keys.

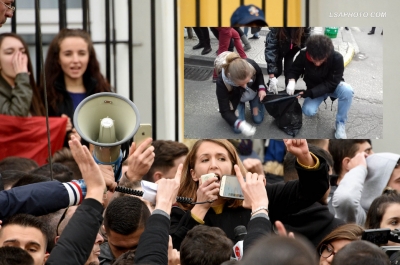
[
  {"left": 174, "top": 164, "right": 183, "bottom": 185},
  {"left": 128, "top": 141, "right": 136, "bottom": 157},
  {"left": 135, "top": 138, "right": 153, "bottom": 154},
  {"left": 275, "top": 220, "right": 288, "bottom": 237},
  {"left": 234, "top": 164, "right": 246, "bottom": 188}
]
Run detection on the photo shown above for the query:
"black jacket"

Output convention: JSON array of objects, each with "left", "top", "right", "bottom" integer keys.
[
  {"left": 46, "top": 199, "right": 104, "bottom": 265},
  {"left": 286, "top": 49, "right": 345, "bottom": 99},
  {"left": 216, "top": 58, "right": 266, "bottom": 126},
  {"left": 170, "top": 156, "right": 330, "bottom": 249},
  {"left": 265, "top": 27, "right": 311, "bottom": 75}
]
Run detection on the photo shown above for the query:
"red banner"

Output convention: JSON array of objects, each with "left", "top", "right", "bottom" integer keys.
[{"left": 0, "top": 114, "right": 67, "bottom": 165}]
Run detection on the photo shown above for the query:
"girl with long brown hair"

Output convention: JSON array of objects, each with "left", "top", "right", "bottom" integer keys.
[
  {"left": 0, "top": 33, "right": 45, "bottom": 116},
  {"left": 42, "top": 28, "right": 111, "bottom": 144}
]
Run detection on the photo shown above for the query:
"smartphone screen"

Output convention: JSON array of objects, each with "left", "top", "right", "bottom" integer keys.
[
  {"left": 219, "top": 175, "right": 244, "bottom": 199},
  {"left": 134, "top": 124, "right": 152, "bottom": 147}
]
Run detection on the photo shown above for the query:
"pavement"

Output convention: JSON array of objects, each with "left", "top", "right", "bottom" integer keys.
[{"left": 183, "top": 27, "right": 383, "bottom": 139}]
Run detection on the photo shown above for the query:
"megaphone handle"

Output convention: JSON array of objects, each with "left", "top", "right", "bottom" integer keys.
[{"left": 114, "top": 186, "right": 194, "bottom": 204}]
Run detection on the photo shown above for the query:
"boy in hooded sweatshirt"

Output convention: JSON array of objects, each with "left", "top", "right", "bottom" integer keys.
[{"left": 332, "top": 152, "right": 400, "bottom": 225}]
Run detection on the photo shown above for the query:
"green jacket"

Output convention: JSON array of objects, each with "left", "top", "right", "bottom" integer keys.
[{"left": 0, "top": 72, "right": 32, "bottom": 116}]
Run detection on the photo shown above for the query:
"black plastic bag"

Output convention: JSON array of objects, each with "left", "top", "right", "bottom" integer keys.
[{"left": 262, "top": 92, "right": 303, "bottom": 137}]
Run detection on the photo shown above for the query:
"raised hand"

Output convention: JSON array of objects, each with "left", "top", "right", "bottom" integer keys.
[
  {"left": 12, "top": 51, "right": 28, "bottom": 75},
  {"left": 69, "top": 135, "right": 107, "bottom": 203},
  {"left": 284, "top": 139, "right": 314, "bottom": 167},
  {"left": 125, "top": 138, "right": 155, "bottom": 181},
  {"left": 347, "top": 152, "right": 367, "bottom": 171},
  {"left": 234, "top": 164, "right": 268, "bottom": 211},
  {"left": 155, "top": 164, "right": 183, "bottom": 215}
]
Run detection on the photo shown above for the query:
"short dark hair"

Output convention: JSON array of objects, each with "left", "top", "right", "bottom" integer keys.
[
  {"left": 11, "top": 173, "right": 51, "bottom": 188},
  {"left": 306, "top": 34, "right": 334, "bottom": 61},
  {"left": 328, "top": 140, "right": 371, "bottom": 176},
  {"left": 51, "top": 147, "right": 82, "bottom": 180},
  {"left": 241, "top": 235, "right": 318, "bottom": 265},
  {"left": 104, "top": 196, "right": 150, "bottom": 235},
  {"left": 112, "top": 249, "right": 135, "bottom": 265},
  {"left": 142, "top": 140, "right": 188, "bottom": 182},
  {"left": 0, "top": 246, "right": 34, "bottom": 265},
  {"left": 0, "top": 170, "right": 29, "bottom": 190},
  {"left": 180, "top": 225, "right": 233, "bottom": 265},
  {"left": 365, "top": 189, "right": 400, "bottom": 229},
  {"left": 0, "top": 157, "right": 38, "bottom": 173},
  {"left": 30, "top": 163, "right": 74, "bottom": 182},
  {"left": 1, "top": 214, "right": 48, "bottom": 250},
  {"left": 283, "top": 144, "right": 333, "bottom": 182},
  {"left": 331, "top": 240, "right": 390, "bottom": 265}
]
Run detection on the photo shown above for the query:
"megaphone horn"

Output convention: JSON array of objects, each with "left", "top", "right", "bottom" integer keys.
[{"left": 73, "top": 92, "right": 141, "bottom": 180}]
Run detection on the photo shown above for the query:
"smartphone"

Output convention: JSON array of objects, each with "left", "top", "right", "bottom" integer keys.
[
  {"left": 133, "top": 124, "right": 152, "bottom": 147},
  {"left": 219, "top": 175, "right": 244, "bottom": 199},
  {"left": 362, "top": 228, "right": 391, "bottom": 245},
  {"left": 200, "top": 173, "right": 218, "bottom": 185}
]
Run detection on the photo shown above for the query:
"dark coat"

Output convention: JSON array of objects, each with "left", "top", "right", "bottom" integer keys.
[
  {"left": 216, "top": 58, "right": 266, "bottom": 126},
  {"left": 265, "top": 27, "right": 311, "bottom": 75},
  {"left": 170, "top": 155, "right": 331, "bottom": 249},
  {"left": 286, "top": 49, "right": 345, "bottom": 99}
]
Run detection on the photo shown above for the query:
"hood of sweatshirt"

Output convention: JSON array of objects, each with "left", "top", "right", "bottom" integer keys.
[{"left": 361, "top": 153, "right": 400, "bottom": 211}]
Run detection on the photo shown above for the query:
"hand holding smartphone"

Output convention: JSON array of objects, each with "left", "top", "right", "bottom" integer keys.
[{"left": 134, "top": 124, "right": 152, "bottom": 148}]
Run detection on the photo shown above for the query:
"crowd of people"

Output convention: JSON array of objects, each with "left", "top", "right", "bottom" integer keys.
[
  {"left": 0, "top": 138, "right": 399, "bottom": 265},
  {"left": 0, "top": 2, "right": 394, "bottom": 265}
]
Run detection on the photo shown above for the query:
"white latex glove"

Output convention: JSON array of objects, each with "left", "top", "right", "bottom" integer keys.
[
  {"left": 286, "top": 80, "right": 296, "bottom": 95},
  {"left": 268, "top": 77, "right": 278, "bottom": 94},
  {"left": 238, "top": 121, "right": 256, "bottom": 137}
]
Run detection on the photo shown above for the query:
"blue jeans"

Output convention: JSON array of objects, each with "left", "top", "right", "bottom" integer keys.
[
  {"left": 302, "top": 82, "right": 353, "bottom": 124},
  {"left": 243, "top": 27, "right": 259, "bottom": 37},
  {"left": 233, "top": 96, "right": 265, "bottom": 133}
]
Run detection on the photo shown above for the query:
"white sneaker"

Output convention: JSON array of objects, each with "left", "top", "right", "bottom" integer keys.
[{"left": 335, "top": 122, "right": 347, "bottom": 139}]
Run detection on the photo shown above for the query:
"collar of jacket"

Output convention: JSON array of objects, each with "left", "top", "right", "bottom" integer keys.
[{"left": 54, "top": 73, "right": 98, "bottom": 96}]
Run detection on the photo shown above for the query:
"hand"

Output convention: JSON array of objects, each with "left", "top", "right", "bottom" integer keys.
[
  {"left": 12, "top": 51, "right": 28, "bottom": 75},
  {"left": 242, "top": 158, "right": 266, "bottom": 185},
  {"left": 275, "top": 221, "right": 295, "bottom": 238},
  {"left": 196, "top": 176, "right": 220, "bottom": 205},
  {"left": 347, "top": 152, "right": 367, "bottom": 171},
  {"left": 126, "top": 138, "right": 155, "bottom": 181},
  {"left": 68, "top": 128, "right": 81, "bottom": 142},
  {"left": 155, "top": 164, "right": 183, "bottom": 215},
  {"left": 284, "top": 139, "right": 314, "bottom": 167},
  {"left": 286, "top": 80, "right": 296, "bottom": 95},
  {"left": 99, "top": 165, "right": 117, "bottom": 192},
  {"left": 268, "top": 77, "right": 278, "bottom": 94},
  {"left": 300, "top": 90, "right": 312, "bottom": 98},
  {"left": 168, "top": 236, "right": 181, "bottom": 265},
  {"left": 69, "top": 135, "right": 106, "bottom": 203},
  {"left": 258, "top": 90, "right": 267, "bottom": 101},
  {"left": 234, "top": 164, "right": 269, "bottom": 210},
  {"left": 61, "top": 114, "right": 72, "bottom": 131},
  {"left": 238, "top": 121, "right": 256, "bottom": 137}
]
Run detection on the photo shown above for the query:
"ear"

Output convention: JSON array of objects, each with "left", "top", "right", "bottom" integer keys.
[
  {"left": 54, "top": 235, "right": 60, "bottom": 244},
  {"left": 102, "top": 224, "right": 106, "bottom": 234},
  {"left": 43, "top": 252, "right": 50, "bottom": 264},
  {"left": 153, "top": 171, "right": 163, "bottom": 182},
  {"left": 190, "top": 168, "right": 199, "bottom": 182},
  {"left": 342, "top": 157, "right": 351, "bottom": 172}
]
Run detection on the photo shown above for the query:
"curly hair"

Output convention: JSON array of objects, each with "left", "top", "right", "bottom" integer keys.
[{"left": 306, "top": 34, "right": 334, "bottom": 61}]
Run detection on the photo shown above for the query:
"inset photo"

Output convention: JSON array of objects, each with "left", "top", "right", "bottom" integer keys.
[{"left": 184, "top": 27, "right": 383, "bottom": 139}]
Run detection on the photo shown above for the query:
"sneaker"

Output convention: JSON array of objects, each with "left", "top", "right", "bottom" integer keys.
[
  {"left": 248, "top": 35, "right": 260, "bottom": 40},
  {"left": 335, "top": 122, "right": 347, "bottom": 139}
]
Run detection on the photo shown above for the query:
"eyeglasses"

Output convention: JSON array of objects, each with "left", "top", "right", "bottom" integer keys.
[
  {"left": 56, "top": 206, "right": 69, "bottom": 236},
  {"left": 1, "top": 1, "right": 15, "bottom": 12},
  {"left": 319, "top": 243, "right": 337, "bottom": 258}
]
